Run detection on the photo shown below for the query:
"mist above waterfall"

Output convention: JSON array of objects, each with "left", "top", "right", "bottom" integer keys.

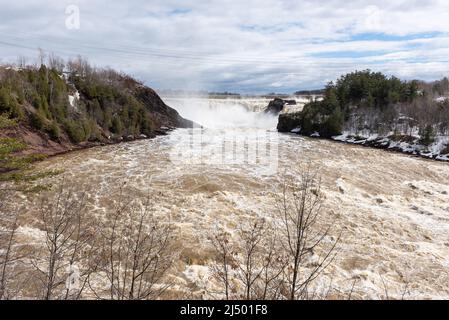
[{"left": 164, "top": 97, "right": 278, "bottom": 129}]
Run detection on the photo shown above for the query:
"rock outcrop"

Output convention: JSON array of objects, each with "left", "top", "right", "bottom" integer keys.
[
  {"left": 264, "top": 98, "right": 296, "bottom": 115},
  {"left": 135, "top": 86, "right": 195, "bottom": 129},
  {"left": 277, "top": 112, "right": 302, "bottom": 132}
]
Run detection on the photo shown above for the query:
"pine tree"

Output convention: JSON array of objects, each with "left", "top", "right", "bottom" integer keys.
[
  {"left": 30, "top": 107, "right": 47, "bottom": 130},
  {"left": 111, "top": 116, "right": 123, "bottom": 136},
  {"left": 0, "top": 88, "right": 11, "bottom": 113},
  {"left": 419, "top": 124, "right": 435, "bottom": 146},
  {"left": 322, "top": 106, "right": 343, "bottom": 137},
  {"left": 0, "top": 88, "right": 23, "bottom": 119},
  {"left": 47, "top": 121, "right": 60, "bottom": 140}
]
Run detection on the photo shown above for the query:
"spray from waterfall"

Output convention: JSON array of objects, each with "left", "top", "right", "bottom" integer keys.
[{"left": 164, "top": 97, "right": 278, "bottom": 129}]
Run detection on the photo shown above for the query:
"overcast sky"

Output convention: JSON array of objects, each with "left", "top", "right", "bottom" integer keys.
[{"left": 1, "top": 0, "right": 449, "bottom": 93}]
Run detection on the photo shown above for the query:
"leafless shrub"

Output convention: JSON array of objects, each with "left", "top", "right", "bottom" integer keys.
[
  {"left": 235, "top": 219, "right": 265, "bottom": 299},
  {"left": 234, "top": 219, "right": 286, "bottom": 300},
  {"left": 31, "top": 182, "right": 94, "bottom": 300},
  {"left": 274, "top": 166, "right": 340, "bottom": 300},
  {"left": 377, "top": 274, "right": 411, "bottom": 300},
  {"left": 251, "top": 230, "right": 286, "bottom": 300},
  {"left": 209, "top": 167, "right": 339, "bottom": 301},
  {"left": 89, "top": 188, "right": 177, "bottom": 300},
  {"left": 37, "top": 48, "right": 46, "bottom": 67},
  {"left": 0, "top": 209, "right": 21, "bottom": 300},
  {"left": 0, "top": 188, "right": 32, "bottom": 300},
  {"left": 67, "top": 56, "right": 93, "bottom": 79},
  {"left": 209, "top": 227, "right": 235, "bottom": 300},
  {"left": 47, "top": 53, "right": 65, "bottom": 74},
  {"left": 208, "top": 219, "right": 287, "bottom": 300},
  {"left": 400, "top": 281, "right": 411, "bottom": 300}
]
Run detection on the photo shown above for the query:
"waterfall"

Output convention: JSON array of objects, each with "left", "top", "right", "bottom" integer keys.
[{"left": 164, "top": 97, "right": 278, "bottom": 129}]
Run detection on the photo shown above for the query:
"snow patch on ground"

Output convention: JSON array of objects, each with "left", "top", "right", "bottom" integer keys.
[
  {"left": 16, "top": 226, "right": 46, "bottom": 244},
  {"left": 332, "top": 131, "right": 449, "bottom": 161},
  {"left": 183, "top": 265, "right": 211, "bottom": 289},
  {"left": 68, "top": 90, "right": 80, "bottom": 110},
  {"left": 435, "top": 96, "right": 449, "bottom": 103}
]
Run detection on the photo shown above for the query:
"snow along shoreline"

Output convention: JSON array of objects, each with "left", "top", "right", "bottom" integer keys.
[{"left": 289, "top": 130, "right": 449, "bottom": 162}]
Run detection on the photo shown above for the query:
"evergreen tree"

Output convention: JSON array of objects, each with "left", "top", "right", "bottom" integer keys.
[
  {"left": 419, "top": 125, "right": 435, "bottom": 146},
  {"left": 30, "top": 106, "right": 47, "bottom": 130},
  {"left": 0, "top": 87, "right": 11, "bottom": 113},
  {"left": 322, "top": 106, "right": 344, "bottom": 137},
  {"left": 47, "top": 121, "right": 60, "bottom": 140},
  {"left": 111, "top": 116, "right": 123, "bottom": 136}
]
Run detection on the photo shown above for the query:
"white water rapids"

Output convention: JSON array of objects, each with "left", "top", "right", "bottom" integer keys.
[
  {"left": 14, "top": 98, "right": 449, "bottom": 299},
  {"left": 166, "top": 97, "right": 278, "bottom": 129}
]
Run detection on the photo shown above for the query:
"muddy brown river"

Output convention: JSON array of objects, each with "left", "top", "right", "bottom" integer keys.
[{"left": 13, "top": 98, "right": 449, "bottom": 299}]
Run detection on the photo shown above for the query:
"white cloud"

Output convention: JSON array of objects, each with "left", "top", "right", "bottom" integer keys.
[{"left": 0, "top": 0, "right": 449, "bottom": 93}]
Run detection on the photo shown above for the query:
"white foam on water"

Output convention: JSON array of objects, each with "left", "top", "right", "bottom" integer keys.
[
  {"left": 165, "top": 97, "right": 278, "bottom": 129},
  {"left": 11, "top": 97, "right": 449, "bottom": 299}
]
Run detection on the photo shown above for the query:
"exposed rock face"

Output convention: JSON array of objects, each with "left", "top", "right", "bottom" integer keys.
[
  {"left": 277, "top": 112, "right": 302, "bottom": 132},
  {"left": 135, "top": 87, "right": 195, "bottom": 129},
  {"left": 264, "top": 98, "right": 296, "bottom": 115}
]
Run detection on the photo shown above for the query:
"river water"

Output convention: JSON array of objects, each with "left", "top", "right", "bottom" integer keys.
[{"left": 21, "top": 98, "right": 449, "bottom": 299}]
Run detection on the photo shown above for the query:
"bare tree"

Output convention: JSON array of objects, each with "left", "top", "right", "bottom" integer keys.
[
  {"left": 37, "top": 48, "right": 46, "bottom": 67},
  {"left": 209, "top": 167, "right": 339, "bottom": 301},
  {"left": 47, "top": 53, "right": 65, "bottom": 74},
  {"left": 0, "top": 209, "right": 21, "bottom": 300},
  {"left": 274, "top": 166, "right": 340, "bottom": 300},
  {"left": 251, "top": 229, "right": 286, "bottom": 300},
  {"left": 16, "top": 56, "right": 27, "bottom": 69},
  {"left": 0, "top": 187, "right": 31, "bottom": 300},
  {"left": 210, "top": 219, "right": 287, "bottom": 300},
  {"left": 67, "top": 56, "right": 92, "bottom": 79},
  {"left": 31, "top": 182, "right": 93, "bottom": 300},
  {"left": 234, "top": 219, "right": 287, "bottom": 300},
  {"left": 89, "top": 189, "right": 177, "bottom": 300},
  {"left": 235, "top": 219, "right": 266, "bottom": 300},
  {"left": 209, "top": 227, "right": 234, "bottom": 300}
]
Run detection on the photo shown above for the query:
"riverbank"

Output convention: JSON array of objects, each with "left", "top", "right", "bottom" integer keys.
[
  {"left": 284, "top": 131, "right": 449, "bottom": 163},
  {"left": 0, "top": 122, "right": 179, "bottom": 164},
  {"left": 276, "top": 70, "right": 449, "bottom": 164}
]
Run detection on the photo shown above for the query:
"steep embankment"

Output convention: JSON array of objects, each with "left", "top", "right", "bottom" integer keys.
[{"left": 0, "top": 64, "right": 194, "bottom": 159}]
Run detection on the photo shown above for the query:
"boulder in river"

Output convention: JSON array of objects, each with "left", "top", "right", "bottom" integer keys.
[
  {"left": 277, "top": 112, "right": 302, "bottom": 132},
  {"left": 264, "top": 98, "right": 297, "bottom": 115}
]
